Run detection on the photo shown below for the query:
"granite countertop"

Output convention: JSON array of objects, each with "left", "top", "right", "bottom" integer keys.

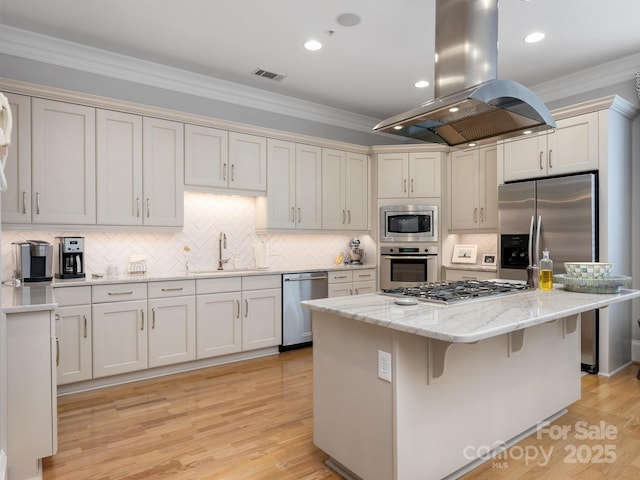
[
  {"left": 2, "top": 283, "right": 57, "bottom": 314},
  {"left": 302, "top": 286, "right": 640, "bottom": 344},
  {"left": 48, "top": 263, "right": 376, "bottom": 287}
]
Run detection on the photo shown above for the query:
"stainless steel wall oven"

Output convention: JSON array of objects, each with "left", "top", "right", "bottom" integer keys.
[{"left": 380, "top": 244, "right": 438, "bottom": 289}]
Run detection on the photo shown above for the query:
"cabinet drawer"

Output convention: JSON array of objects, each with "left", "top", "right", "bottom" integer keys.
[
  {"left": 242, "top": 274, "right": 281, "bottom": 291},
  {"left": 148, "top": 279, "right": 195, "bottom": 298},
  {"left": 445, "top": 269, "right": 496, "bottom": 281},
  {"left": 328, "top": 271, "right": 353, "bottom": 283},
  {"left": 54, "top": 286, "right": 92, "bottom": 306},
  {"left": 197, "top": 276, "right": 242, "bottom": 295},
  {"left": 353, "top": 269, "right": 376, "bottom": 282},
  {"left": 92, "top": 283, "right": 147, "bottom": 303}
]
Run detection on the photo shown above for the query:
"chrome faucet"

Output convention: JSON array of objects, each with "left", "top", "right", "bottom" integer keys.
[{"left": 218, "top": 232, "right": 229, "bottom": 270}]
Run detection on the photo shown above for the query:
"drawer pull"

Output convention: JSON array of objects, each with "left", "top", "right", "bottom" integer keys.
[
  {"left": 108, "top": 291, "right": 134, "bottom": 296},
  {"left": 358, "top": 274, "right": 372, "bottom": 278},
  {"left": 161, "top": 287, "right": 184, "bottom": 292},
  {"left": 334, "top": 275, "right": 348, "bottom": 279}
]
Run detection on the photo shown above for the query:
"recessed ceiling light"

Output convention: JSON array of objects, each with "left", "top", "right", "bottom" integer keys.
[
  {"left": 523, "top": 130, "right": 533, "bottom": 135},
  {"left": 449, "top": 107, "right": 460, "bottom": 113},
  {"left": 414, "top": 80, "right": 430, "bottom": 88},
  {"left": 524, "top": 32, "right": 545, "bottom": 43},
  {"left": 468, "top": 143, "right": 477, "bottom": 147},
  {"left": 393, "top": 125, "right": 403, "bottom": 130},
  {"left": 304, "top": 40, "right": 323, "bottom": 51}
]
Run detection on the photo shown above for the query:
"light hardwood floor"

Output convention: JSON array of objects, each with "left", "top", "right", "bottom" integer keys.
[{"left": 44, "top": 349, "right": 640, "bottom": 479}]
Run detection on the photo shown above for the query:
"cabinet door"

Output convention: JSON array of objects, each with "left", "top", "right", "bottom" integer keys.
[
  {"left": 148, "top": 296, "right": 196, "bottom": 368},
  {"left": 1, "top": 93, "right": 31, "bottom": 224},
  {"left": 31, "top": 98, "right": 96, "bottom": 224},
  {"left": 96, "top": 109, "right": 143, "bottom": 225},
  {"left": 547, "top": 113, "right": 598, "bottom": 176},
  {"left": 228, "top": 132, "right": 267, "bottom": 191},
  {"left": 377, "top": 153, "right": 408, "bottom": 198},
  {"left": 409, "top": 152, "right": 441, "bottom": 197},
  {"left": 196, "top": 292, "right": 242, "bottom": 358},
  {"left": 295, "top": 143, "right": 322, "bottom": 229},
  {"left": 450, "top": 149, "right": 480, "bottom": 230},
  {"left": 142, "top": 117, "right": 184, "bottom": 226},
  {"left": 184, "top": 124, "right": 229, "bottom": 189},
  {"left": 266, "top": 139, "right": 295, "bottom": 228},
  {"left": 55, "top": 305, "right": 92, "bottom": 385},
  {"left": 322, "top": 148, "right": 347, "bottom": 229},
  {"left": 502, "top": 133, "right": 547, "bottom": 182},
  {"left": 479, "top": 146, "right": 498, "bottom": 229},
  {"left": 242, "top": 288, "right": 282, "bottom": 351},
  {"left": 92, "top": 300, "right": 147, "bottom": 377},
  {"left": 345, "top": 152, "right": 369, "bottom": 230}
]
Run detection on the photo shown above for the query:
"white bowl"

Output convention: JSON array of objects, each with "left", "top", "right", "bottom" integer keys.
[{"left": 564, "top": 262, "right": 613, "bottom": 279}]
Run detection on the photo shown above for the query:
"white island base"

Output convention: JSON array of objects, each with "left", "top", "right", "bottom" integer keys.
[{"left": 313, "top": 311, "right": 581, "bottom": 480}]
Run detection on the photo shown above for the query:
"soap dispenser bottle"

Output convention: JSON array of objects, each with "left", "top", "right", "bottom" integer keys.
[{"left": 539, "top": 249, "right": 554, "bottom": 290}]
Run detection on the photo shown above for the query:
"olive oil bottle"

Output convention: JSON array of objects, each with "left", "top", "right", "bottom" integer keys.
[{"left": 539, "top": 249, "right": 553, "bottom": 290}]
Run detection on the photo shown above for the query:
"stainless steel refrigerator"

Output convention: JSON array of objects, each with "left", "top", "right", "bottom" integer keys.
[{"left": 498, "top": 173, "right": 599, "bottom": 373}]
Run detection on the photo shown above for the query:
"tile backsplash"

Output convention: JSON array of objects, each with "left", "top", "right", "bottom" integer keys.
[{"left": 2, "top": 192, "right": 375, "bottom": 280}]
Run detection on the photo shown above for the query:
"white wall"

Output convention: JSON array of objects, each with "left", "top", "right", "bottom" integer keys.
[{"left": 1, "top": 192, "right": 375, "bottom": 280}]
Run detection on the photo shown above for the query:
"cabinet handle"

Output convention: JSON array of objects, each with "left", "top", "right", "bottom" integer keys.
[
  {"left": 342, "top": 209, "right": 346, "bottom": 224},
  {"left": 403, "top": 178, "right": 407, "bottom": 193},
  {"left": 136, "top": 197, "right": 141, "bottom": 218},
  {"left": 223, "top": 163, "right": 227, "bottom": 181},
  {"left": 355, "top": 288, "right": 359, "bottom": 295},
  {"left": 55, "top": 337, "right": 60, "bottom": 367},
  {"left": 83, "top": 315, "right": 88, "bottom": 338},
  {"left": 347, "top": 210, "right": 351, "bottom": 224},
  {"left": 548, "top": 149, "right": 553, "bottom": 169},
  {"left": 108, "top": 291, "right": 134, "bottom": 296},
  {"left": 473, "top": 207, "right": 478, "bottom": 223},
  {"left": 539, "top": 151, "right": 544, "bottom": 170},
  {"left": 290, "top": 207, "right": 294, "bottom": 222},
  {"left": 141, "top": 309, "right": 145, "bottom": 331},
  {"left": 462, "top": 275, "right": 478, "bottom": 280},
  {"left": 236, "top": 299, "right": 240, "bottom": 319},
  {"left": 146, "top": 198, "right": 150, "bottom": 218},
  {"left": 55, "top": 313, "right": 60, "bottom": 321},
  {"left": 161, "top": 287, "right": 184, "bottom": 292},
  {"left": 22, "top": 191, "right": 26, "bottom": 214},
  {"left": 152, "top": 308, "right": 156, "bottom": 329},
  {"left": 244, "top": 299, "right": 249, "bottom": 317},
  {"left": 36, "top": 192, "right": 41, "bottom": 214},
  {"left": 349, "top": 289, "right": 353, "bottom": 296},
  {"left": 231, "top": 164, "right": 235, "bottom": 181},
  {"left": 480, "top": 207, "right": 484, "bottom": 222},
  {"left": 298, "top": 207, "right": 301, "bottom": 223},
  {"left": 411, "top": 178, "right": 414, "bottom": 193},
  {"left": 359, "top": 274, "right": 372, "bottom": 278},
  {"left": 334, "top": 275, "right": 348, "bottom": 279}
]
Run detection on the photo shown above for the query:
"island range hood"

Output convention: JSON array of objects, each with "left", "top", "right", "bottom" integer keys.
[{"left": 373, "top": 0, "right": 556, "bottom": 147}]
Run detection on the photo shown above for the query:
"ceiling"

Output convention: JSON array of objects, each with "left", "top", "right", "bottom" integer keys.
[{"left": 2, "top": 0, "right": 640, "bottom": 122}]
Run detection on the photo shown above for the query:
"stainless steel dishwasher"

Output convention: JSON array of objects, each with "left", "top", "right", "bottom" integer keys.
[{"left": 280, "top": 271, "right": 328, "bottom": 351}]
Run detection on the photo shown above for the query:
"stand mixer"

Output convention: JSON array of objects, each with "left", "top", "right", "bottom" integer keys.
[{"left": 346, "top": 238, "right": 365, "bottom": 265}]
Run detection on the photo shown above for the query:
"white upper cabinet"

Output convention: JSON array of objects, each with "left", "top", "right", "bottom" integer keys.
[
  {"left": 502, "top": 112, "right": 598, "bottom": 182},
  {"left": 450, "top": 145, "right": 498, "bottom": 231},
  {"left": 322, "top": 149, "right": 369, "bottom": 230},
  {"left": 97, "top": 112, "right": 183, "bottom": 227},
  {"left": 257, "top": 139, "right": 322, "bottom": 230},
  {"left": 228, "top": 132, "right": 267, "bottom": 192},
  {"left": 378, "top": 151, "right": 441, "bottom": 198},
  {"left": 184, "top": 124, "right": 229, "bottom": 189},
  {"left": 1, "top": 93, "right": 31, "bottom": 224},
  {"left": 31, "top": 98, "right": 96, "bottom": 225}
]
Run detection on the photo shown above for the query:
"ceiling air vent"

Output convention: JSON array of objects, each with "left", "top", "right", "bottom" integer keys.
[{"left": 252, "top": 68, "right": 286, "bottom": 82}]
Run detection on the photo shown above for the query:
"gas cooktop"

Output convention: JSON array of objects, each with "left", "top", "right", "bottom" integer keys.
[{"left": 380, "top": 280, "right": 531, "bottom": 305}]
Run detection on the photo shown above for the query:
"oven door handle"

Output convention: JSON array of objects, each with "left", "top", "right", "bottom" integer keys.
[{"left": 381, "top": 255, "right": 435, "bottom": 260}]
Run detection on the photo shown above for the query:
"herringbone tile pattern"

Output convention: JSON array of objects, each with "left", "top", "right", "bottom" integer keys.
[{"left": 1, "top": 192, "right": 375, "bottom": 279}]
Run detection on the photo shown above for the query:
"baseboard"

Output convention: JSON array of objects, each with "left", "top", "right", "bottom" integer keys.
[{"left": 632, "top": 339, "right": 640, "bottom": 362}]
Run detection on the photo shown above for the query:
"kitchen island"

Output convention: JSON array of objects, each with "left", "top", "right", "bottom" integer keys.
[{"left": 302, "top": 287, "right": 640, "bottom": 480}]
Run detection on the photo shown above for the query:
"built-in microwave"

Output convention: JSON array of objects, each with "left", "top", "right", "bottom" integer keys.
[{"left": 380, "top": 205, "right": 438, "bottom": 242}]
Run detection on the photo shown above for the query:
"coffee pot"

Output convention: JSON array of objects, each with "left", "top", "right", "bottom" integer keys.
[{"left": 56, "top": 236, "right": 86, "bottom": 279}]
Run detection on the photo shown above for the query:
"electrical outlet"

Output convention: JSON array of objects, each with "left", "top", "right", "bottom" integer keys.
[{"left": 378, "top": 350, "right": 392, "bottom": 382}]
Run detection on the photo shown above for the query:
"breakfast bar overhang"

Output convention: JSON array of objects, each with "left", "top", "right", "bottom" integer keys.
[{"left": 302, "top": 287, "right": 640, "bottom": 480}]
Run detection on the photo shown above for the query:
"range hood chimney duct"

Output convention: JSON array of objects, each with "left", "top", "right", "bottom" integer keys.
[{"left": 373, "top": 0, "right": 556, "bottom": 147}]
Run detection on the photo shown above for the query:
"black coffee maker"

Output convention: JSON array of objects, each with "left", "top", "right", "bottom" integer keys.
[{"left": 56, "top": 236, "right": 85, "bottom": 279}]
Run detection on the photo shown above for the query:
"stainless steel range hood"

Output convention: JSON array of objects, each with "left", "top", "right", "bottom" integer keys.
[{"left": 373, "top": 0, "right": 556, "bottom": 147}]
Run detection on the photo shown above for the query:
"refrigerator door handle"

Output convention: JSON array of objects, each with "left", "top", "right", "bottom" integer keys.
[
  {"left": 528, "top": 215, "right": 535, "bottom": 265},
  {"left": 536, "top": 215, "right": 542, "bottom": 266}
]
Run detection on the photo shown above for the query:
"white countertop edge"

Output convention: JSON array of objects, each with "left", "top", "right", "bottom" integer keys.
[
  {"left": 302, "top": 287, "right": 640, "bottom": 343},
  {"left": 2, "top": 284, "right": 57, "bottom": 314}
]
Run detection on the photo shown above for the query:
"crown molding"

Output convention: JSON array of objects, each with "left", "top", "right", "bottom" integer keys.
[
  {"left": 532, "top": 52, "right": 640, "bottom": 104},
  {"left": 0, "top": 25, "right": 381, "bottom": 134}
]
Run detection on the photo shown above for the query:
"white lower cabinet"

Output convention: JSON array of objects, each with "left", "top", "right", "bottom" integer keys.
[
  {"left": 197, "top": 290, "right": 243, "bottom": 358},
  {"left": 241, "top": 278, "right": 282, "bottom": 351},
  {"left": 444, "top": 268, "right": 497, "bottom": 281},
  {"left": 92, "top": 283, "right": 148, "bottom": 378},
  {"left": 328, "top": 269, "right": 376, "bottom": 297},
  {"left": 54, "top": 286, "right": 92, "bottom": 385}
]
